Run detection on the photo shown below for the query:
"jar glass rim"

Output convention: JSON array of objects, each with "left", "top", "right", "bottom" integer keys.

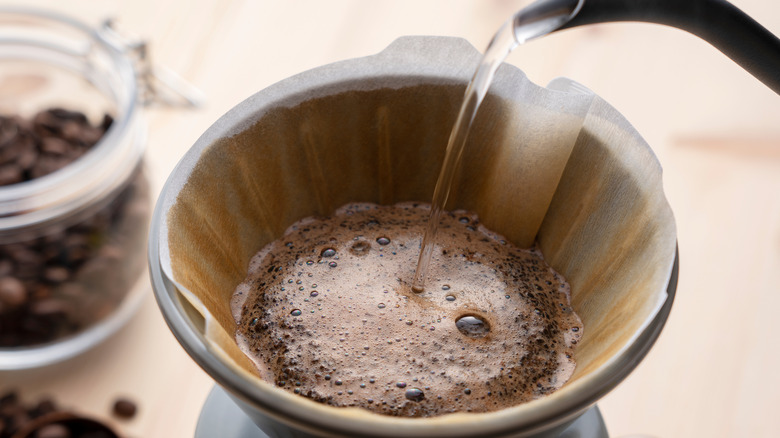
[{"left": 0, "top": 7, "right": 142, "bottom": 230}]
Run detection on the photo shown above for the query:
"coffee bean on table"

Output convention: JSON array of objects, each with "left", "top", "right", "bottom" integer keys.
[
  {"left": 0, "top": 389, "right": 51, "bottom": 438},
  {"left": 0, "top": 389, "right": 120, "bottom": 438},
  {"left": 111, "top": 398, "right": 137, "bottom": 419}
]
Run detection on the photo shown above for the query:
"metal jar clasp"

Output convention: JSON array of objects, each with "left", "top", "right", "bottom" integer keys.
[{"left": 97, "top": 19, "right": 205, "bottom": 108}]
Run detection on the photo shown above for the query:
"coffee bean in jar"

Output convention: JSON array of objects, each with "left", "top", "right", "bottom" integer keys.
[
  {"left": 0, "top": 109, "right": 112, "bottom": 185},
  {"left": 0, "top": 108, "right": 150, "bottom": 349}
]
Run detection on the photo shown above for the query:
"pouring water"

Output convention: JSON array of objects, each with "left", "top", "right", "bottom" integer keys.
[{"left": 412, "top": 0, "right": 585, "bottom": 292}]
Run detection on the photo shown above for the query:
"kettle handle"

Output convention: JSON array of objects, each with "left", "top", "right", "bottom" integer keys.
[{"left": 557, "top": 0, "right": 780, "bottom": 94}]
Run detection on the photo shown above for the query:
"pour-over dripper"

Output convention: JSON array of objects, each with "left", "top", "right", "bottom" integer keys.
[{"left": 150, "top": 35, "right": 678, "bottom": 437}]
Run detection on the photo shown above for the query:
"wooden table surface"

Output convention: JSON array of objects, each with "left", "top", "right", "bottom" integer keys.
[{"left": 3, "top": 1, "right": 779, "bottom": 437}]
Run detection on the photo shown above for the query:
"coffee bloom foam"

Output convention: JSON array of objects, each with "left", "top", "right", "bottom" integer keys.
[{"left": 232, "top": 203, "right": 582, "bottom": 417}]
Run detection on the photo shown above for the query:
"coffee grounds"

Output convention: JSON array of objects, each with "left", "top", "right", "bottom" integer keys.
[{"left": 233, "top": 203, "right": 582, "bottom": 417}]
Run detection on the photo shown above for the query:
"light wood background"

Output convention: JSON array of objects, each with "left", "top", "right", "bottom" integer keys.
[{"left": 2, "top": 1, "right": 779, "bottom": 437}]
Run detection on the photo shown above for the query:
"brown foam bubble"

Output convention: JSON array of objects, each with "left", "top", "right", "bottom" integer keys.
[{"left": 233, "top": 202, "right": 582, "bottom": 416}]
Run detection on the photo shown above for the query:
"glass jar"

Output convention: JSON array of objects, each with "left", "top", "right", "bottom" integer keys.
[{"left": 0, "top": 8, "right": 193, "bottom": 368}]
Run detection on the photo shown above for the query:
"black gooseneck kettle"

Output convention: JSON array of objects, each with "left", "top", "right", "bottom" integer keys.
[{"left": 523, "top": 0, "right": 780, "bottom": 94}]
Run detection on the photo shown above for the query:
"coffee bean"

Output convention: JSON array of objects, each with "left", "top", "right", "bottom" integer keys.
[
  {"left": 0, "top": 165, "right": 22, "bottom": 186},
  {"left": 0, "top": 260, "right": 12, "bottom": 278},
  {"left": 43, "top": 267, "right": 69, "bottom": 284},
  {"left": 7, "top": 245, "right": 42, "bottom": 265},
  {"left": 0, "top": 117, "right": 18, "bottom": 146},
  {"left": 99, "top": 114, "right": 113, "bottom": 131},
  {"left": 30, "top": 285, "right": 53, "bottom": 301},
  {"left": 36, "top": 423, "right": 71, "bottom": 438},
  {"left": 0, "top": 277, "right": 26, "bottom": 307},
  {"left": 40, "top": 137, "right": 70, "bottom": 155},
  {"left": 98, "top": 245, "right": 123, "bottom": 261},
  {"left": 32, "top": 112, "right": 60, "bottom": 137},
  {"left": 0, "top": 389, "right": 19, "bottom": 407},
  {"left": 75, "top": 126, "right": 105, "bottom": 146},
  {"left": 32, "top": 399, "right": 58, "bottom": 417},
  {"left": 0, "top": 142, "right": 19, "bottom": 166},
  {"left": 18, "top": 148, "right": 39, "bottom": 172},
  {"left": 111, "top": 399, "right": 136, "bottom": 419},
  {"left": 30, "top": 299, "right": 70, "bottom": 316}
]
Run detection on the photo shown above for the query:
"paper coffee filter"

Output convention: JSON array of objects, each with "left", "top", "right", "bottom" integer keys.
[
  {"left": 158, "top": 36, "right": 676, "bottom": 422},
  {"left": 537, "top": 95, "right": 675, "bottom": 382}
]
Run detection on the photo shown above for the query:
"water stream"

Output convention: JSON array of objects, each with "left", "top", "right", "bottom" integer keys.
[{"left": 412, "top": 0, "right": 585, "bottom": 291}]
